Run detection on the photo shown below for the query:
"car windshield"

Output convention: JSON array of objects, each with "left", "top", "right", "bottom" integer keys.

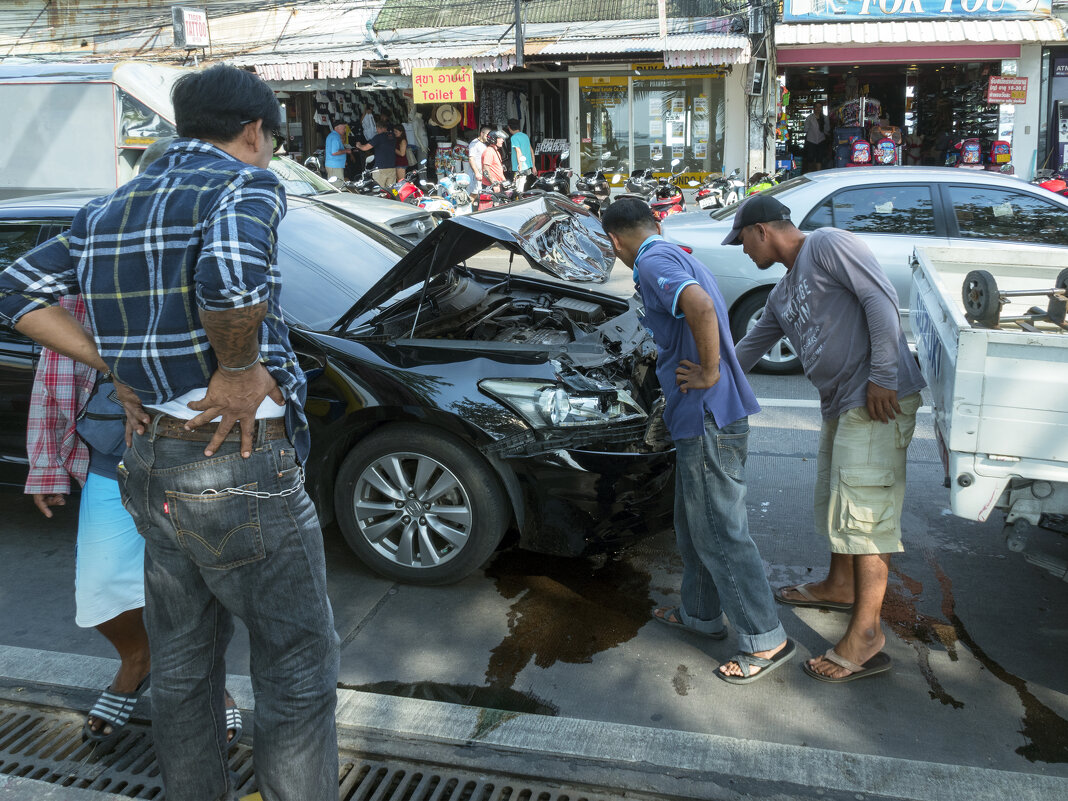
[
  {"left": 277, "top": 201, "right": 412, "bottom": 330},
  {"left": 270, "top": 156, "right": 338, "bottom": 197},
  {"left": 707, "top": 175, "right": 812, "bottom": 220}
]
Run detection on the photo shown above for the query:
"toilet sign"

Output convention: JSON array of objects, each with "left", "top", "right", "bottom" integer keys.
[{"left": 412, "top": 67, "right": 475, "bottom": 105}]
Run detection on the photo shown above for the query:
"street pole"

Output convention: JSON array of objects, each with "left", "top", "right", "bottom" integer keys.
[{"left": 515, "top": 0, "right": 525, "bottom": 68}]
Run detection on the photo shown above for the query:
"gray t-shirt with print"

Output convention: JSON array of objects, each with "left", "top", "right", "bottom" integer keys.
[{"left": 734, "top": 227, "right": 925, "bottom": 421}]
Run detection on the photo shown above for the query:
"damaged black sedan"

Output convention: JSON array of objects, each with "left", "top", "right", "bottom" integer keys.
[{"left": 0, "top": 192, "right": 674, "bottom": 584}]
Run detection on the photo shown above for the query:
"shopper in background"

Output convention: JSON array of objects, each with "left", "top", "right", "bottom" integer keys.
[
  {"left": 507, "top": 118, "right": 535, "bottom": 192},
  {"left": 393, "top": 124, "right": 410, "bottom": 182},
  {"left": 356, "top": 118, "right": 398, "bottom": 188},
  {"left": 803, "top": 102, "right": 830, "bottom": 173},
  {"left": 324, "top": 121, "right": 351, "bottom": 183},
  {"left": 481, "top": 131, "right": 506, "bottom": 186},
  {"left": 467, "top": 125, "right": 491, "bottom": 186}
]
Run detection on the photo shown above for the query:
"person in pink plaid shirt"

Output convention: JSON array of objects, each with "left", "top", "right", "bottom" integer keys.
[
  {"left": 26, "top": 294, "right": 152, "bottom": 747},
  {"left": 26, "top": 271, "right": 242, "bottom": 751}
]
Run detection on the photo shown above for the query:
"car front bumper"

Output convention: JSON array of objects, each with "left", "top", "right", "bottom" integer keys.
[{"left": 508, "top": 446, "right": 676, "bottom": 557}]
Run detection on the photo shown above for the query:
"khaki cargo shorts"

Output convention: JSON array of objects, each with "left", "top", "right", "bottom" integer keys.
[{"left": 814, "top": 393, "right": 922, "bottom": 555}]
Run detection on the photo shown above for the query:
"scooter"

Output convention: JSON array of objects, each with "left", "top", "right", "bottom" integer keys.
[
  {"left": 745, "top": 168, "right": 790, "bottom": 196},
  {"left": 524, "top": 151, "right": 573, "bottom": 196},
  {"left": 694, "top": 168, "right": 744, "bottom": 209},
  {"left": 569, "top": 151, "right": 621, "bottom": 217},
  {"left": 477, "top": 180, "right": 519, "bottom": 211},
  {"left": 620, "top": 167, "right": 657, "bottom": 201},
  {"left": 392, "top": 161, "right": 429, "bottom": 204},
  {"left": 649, "top": 159, "right": 689, "bottom": 220},
  {"left": 1032, "top": 169, "right": 1068, "bottom": 197},
  {"left": 435, "top": 171, "right": 474, "bottom": 214}
]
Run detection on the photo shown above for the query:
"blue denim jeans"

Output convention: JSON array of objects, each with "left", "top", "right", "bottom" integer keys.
[
  {"left": 673, "top": 414, "right": 786, "bottom": 654},
  {"left": 118, "top": 419, "right": 340, "bottom": 801}
]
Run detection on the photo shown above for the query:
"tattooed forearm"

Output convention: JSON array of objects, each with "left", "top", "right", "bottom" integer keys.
[{"left": 201, "top": 304, "right": 267, "bottom": 368}]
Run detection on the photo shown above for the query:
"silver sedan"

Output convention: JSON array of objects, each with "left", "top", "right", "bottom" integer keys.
[{"left": 662, "top": 166, "right": 1068, "bottom": 372}]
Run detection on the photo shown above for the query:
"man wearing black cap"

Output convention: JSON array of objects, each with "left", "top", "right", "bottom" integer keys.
[
  {"left": 600, "top": 197, "right": 794, "bottom": 685},
  {"left": 726, "top": 195, "right": 925, "bottom": 684}
]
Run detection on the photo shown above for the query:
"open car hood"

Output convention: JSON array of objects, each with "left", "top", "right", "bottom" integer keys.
[{"left": 334, "top": 193, "right": 615, "bottom": 330}]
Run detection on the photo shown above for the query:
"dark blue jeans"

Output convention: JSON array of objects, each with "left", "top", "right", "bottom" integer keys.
[
  {"left": 673, "top": 414, "right": 785, "bottom": 654},
  {"left": 118, "top": 420, "right": 339, "bottom": 801}
]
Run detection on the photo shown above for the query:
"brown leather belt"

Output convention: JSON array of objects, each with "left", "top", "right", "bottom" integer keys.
[{"left": 152, "top": 414, "right": 286, "bottom": 443}]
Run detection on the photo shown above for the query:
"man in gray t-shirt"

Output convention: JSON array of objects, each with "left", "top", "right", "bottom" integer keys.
[{"left": 725, "top": 195, "right": 925, "bottom": 684}]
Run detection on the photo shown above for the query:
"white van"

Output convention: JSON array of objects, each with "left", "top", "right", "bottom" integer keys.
[{"left": 0, "top": 61, "right": 182, "bottom": 199}]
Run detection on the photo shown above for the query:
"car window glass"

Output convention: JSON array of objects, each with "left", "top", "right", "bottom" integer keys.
[
  {"left": 0, "top": 224, "right": 46, "bottom": 269},
  {"left": 948, "top": 185, "right": 1068, "bottom": 246},
  {"left": 270, "top": 156, "right": 337, "bottom": 196},
  {"left": 829, "top": 185, "right": 935, "bottom": 235},
  {"left": 799, "top": 198, "right": 833, "bottom": 230},
  {"left": 276, "top": 202, "right": 410, "bottom": 329}
]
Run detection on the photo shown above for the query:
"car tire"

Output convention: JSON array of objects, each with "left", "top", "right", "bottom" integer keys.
[
  {"left": 730, "top": 291, "right": 801, "bottom": 375},
  {"left": 334, "top": 425, "right": 509, "bottom": 585}
]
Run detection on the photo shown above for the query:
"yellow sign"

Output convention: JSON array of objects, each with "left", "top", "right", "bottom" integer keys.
[
  {"left": 578, "top": 76, "right": 629, "bottom": 88},
  {"left": 412, "top": 66, "right": 475, "bottom": 105}
]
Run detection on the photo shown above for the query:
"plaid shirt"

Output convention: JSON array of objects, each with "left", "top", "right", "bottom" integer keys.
[
  {"left": 24, "top": 295, "right": 95, "bottom": 496},
  {"left": 0, "top": 139, "right": 310, "bottom": 460}
]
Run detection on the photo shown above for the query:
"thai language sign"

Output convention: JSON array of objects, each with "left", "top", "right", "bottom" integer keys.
[
  {"left": 986, "top": 76, "right": 1028, "bottom": 104},
  {"left": 783, "top": 0, "right": 1051, "bottom": 22},
  {"left": 412, "top": 67, "right": 474, "bottom": 105}
]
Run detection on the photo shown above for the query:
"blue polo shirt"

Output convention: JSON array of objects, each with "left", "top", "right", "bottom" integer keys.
[
  {"left": 635, "top": 237, "right": 760, "bottom": 440},
  {"left": 324, "top": 131, "right": 346, "bottom": 169}
]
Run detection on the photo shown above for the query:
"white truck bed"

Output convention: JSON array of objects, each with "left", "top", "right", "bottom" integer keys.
[{"left": 910, "top": 245, "right": 1068, "bottom": 578}]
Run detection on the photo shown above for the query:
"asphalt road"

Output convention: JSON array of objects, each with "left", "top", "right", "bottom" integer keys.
[{"left": 0, "top": 248, "right": 1065, "bottom": 794}]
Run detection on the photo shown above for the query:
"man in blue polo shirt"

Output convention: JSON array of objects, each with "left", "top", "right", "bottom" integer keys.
[{"left": 600, "top": 197, "right": 793, "bottom": 684}]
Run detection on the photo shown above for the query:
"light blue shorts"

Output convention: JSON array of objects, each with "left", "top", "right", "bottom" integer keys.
[{"left": 75, "top": 472, "right": 145, "bottom": 628}]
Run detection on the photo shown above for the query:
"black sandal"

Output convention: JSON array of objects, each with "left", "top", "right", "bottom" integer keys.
[{"left": 83, "top": 673, "right": 151, "bottom": 749}]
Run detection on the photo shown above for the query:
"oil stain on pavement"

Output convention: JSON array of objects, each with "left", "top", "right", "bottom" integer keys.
[
  {"left": 484, "top": 549, "right": 655, "bottom": 689},
  {"left": 886, "top": 554, "right": 1068, "bottom": 763},
  {"left": 672, "top": 665, "right": 693, "bottom": 696}
]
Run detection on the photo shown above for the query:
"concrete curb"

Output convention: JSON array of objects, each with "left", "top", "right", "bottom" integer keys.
[{"left": 2, "top": 646, "right": 1066, "bottom": 801}]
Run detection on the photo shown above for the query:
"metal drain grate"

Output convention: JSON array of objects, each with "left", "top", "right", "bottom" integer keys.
[{"left": 0, "top": 700, "right": 637, "bottom": 801}]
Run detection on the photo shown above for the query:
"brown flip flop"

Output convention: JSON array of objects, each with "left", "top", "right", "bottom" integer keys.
[
  {"left": 775, "top": 582, "right": 853, "bottom": 611},
  {"left": 803, "top": 648, "right": 892, "bottom": 683}
]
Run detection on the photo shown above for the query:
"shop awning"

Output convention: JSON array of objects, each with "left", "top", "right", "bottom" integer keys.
[
  {"left": 775, "top": 18, "right": 1067, "bottom": 66},
  {"left": 777, "top": 18, "right": 1068, "bottom": 47}
]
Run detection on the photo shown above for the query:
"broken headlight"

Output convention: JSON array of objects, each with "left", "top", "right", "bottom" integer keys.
[{"left": 480, "top": 379, "right": 646, "bottom": 430}]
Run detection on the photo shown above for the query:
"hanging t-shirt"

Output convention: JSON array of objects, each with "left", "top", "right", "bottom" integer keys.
[{"left": 509, "top": 131, "right": 534, "bottom": 172}]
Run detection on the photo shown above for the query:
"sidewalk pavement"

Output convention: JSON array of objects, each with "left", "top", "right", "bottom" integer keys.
[{"left": 2, "top": 645, "right": 1066, "bottom": 801}]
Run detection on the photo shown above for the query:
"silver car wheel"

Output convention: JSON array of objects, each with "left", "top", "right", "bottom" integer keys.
[
  {"left": 747, "top": 306, "right": 799, "bottom": 367},
  {"left": 353, "top": 452, "right": 473, "bottom": 569}
]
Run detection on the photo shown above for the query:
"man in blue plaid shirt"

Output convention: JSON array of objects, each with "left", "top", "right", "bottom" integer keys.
[{"left": 0, "top": 65, "right": 339, "bottom": 801}]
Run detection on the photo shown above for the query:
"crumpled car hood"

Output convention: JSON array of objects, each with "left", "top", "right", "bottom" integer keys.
[{"left": 334, "top": 193, "right": 615, "bottom": 330}]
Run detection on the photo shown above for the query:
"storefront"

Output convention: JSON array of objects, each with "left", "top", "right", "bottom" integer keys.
[
  {"left": 776, "top": 2, "right": 1068, "bottom": 179},
  {"left": 1040, "top": 46, "right": 1068, "bottom": 171},
  {"left": 574, "top": 65, "right": 729, "bottom": 178}
]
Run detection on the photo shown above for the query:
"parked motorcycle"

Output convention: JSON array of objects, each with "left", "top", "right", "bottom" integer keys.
[
  {"left": 745, "top": 168, "right": 790, "bottom": 196},
  {"left": 477, "top": 180, "right": 519, "bottom": 211},
  {"left": 649, "top": 159, "right": 689, "bottom": 220},
  {"left": 694, "top": 168, "right": 744, "bottom": 209},
  {"left": 1033, "top": 169, "right": 1068, "bottom": 197},
  {"left": 569, "top": 150, "right": 622, "bottom": 217},
  {"left": 620, "top": 167, "right": 657, "bottom": 201},
  {"left": 524, "top": 152, "right": 573, "bottom": 196},
  {"left": 435, "top": 171, "right": 474, "bottom": 215}
]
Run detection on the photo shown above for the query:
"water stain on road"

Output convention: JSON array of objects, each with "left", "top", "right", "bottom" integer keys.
[
  {"left": 886, "top": 555, "right": 1068, "bottom": 763},
  {"left": 483, "top": 549, "right": 654, "bottom": 689}
]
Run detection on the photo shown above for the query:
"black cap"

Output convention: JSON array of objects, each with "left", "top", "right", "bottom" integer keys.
[{"left": 721, "top": 195, "right": 792, "bottom": 246}]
